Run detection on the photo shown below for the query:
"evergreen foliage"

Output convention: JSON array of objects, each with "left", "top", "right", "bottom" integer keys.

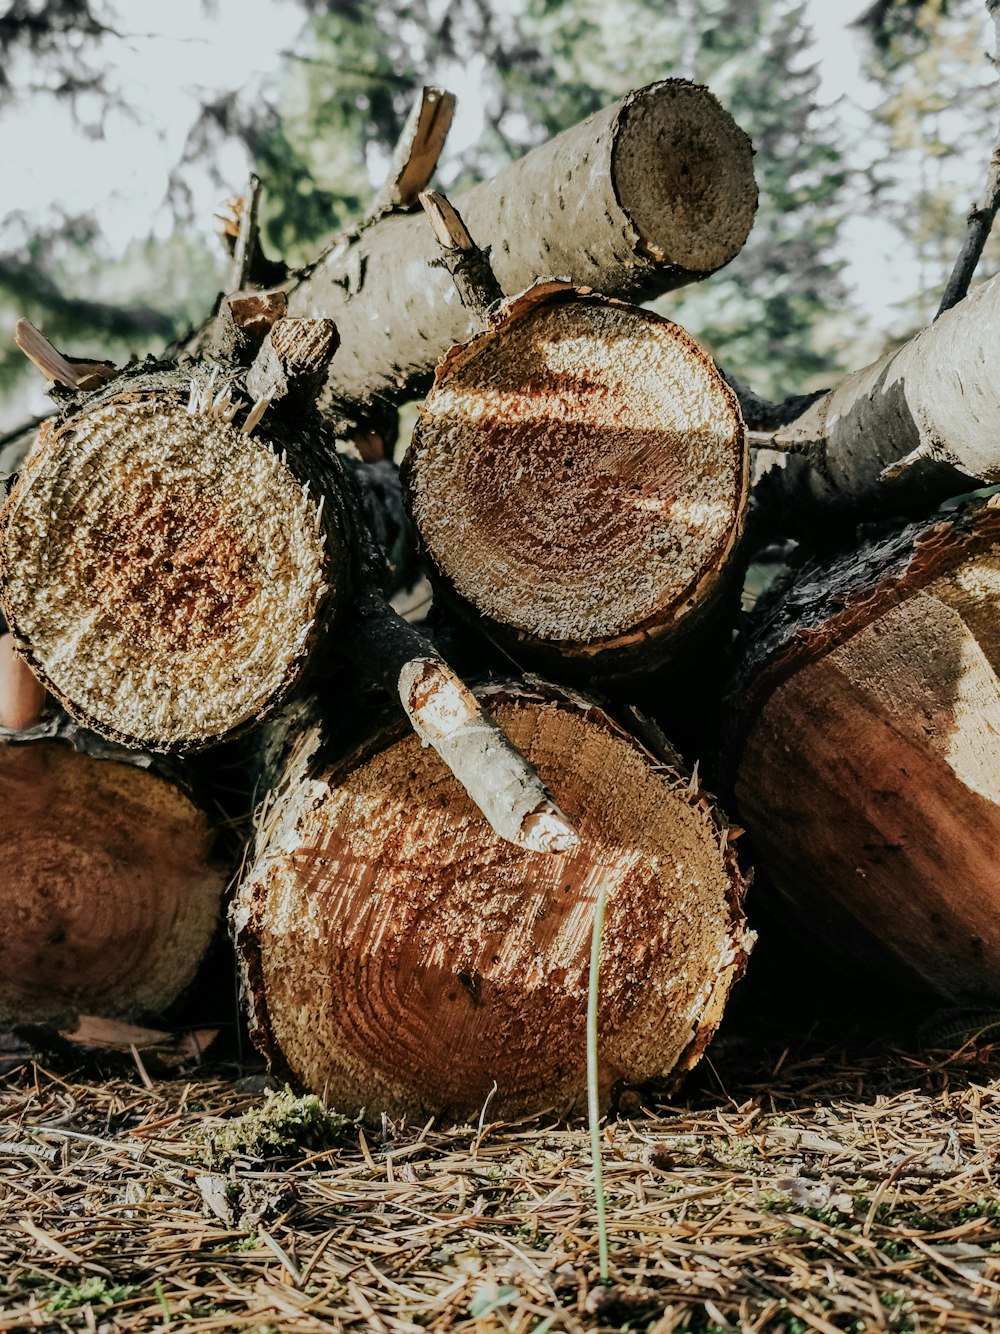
[{"left": 856, "top": 0, "right": 998, "bottom": 330}]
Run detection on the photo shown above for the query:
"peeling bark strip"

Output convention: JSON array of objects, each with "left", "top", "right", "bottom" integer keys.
[
  {"left": 726, "top": 495, "right": 1000, "bottom": 1002},
  {"left": 289, "top": 80, "right": 757, "bottom": 416},
  {"left": 233, "top": 680, "right": 751, "bottom": 1123},
  {"left": 0, "top": 633, "right": 45, "bottom": 730},
  {"left": 0, "top": 359, "right": 354, "bottom": 752},
  {"left": 404, "top": 284, "right": 747, "bottom": 675},
  {"left": 761, "top": 273, "right": 1000, "bottom": 516},
  {"left": 0, "top": 682, "right": 226, "bottom": 1027}
]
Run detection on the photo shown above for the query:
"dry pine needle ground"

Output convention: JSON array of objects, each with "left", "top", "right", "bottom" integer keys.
[{"left": 2, "top": 1030, "right": 999, "bottom": 1334}]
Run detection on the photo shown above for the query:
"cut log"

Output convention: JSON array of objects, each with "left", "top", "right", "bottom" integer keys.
[
  {"left": 233, "top": 679, "right": 752, "bottom": 1122},
  {"left": 0, "top": 340, "right": 354, "bottom": 752},
  {"left": 287, "top": 79, "right": 757, "bottom": 419},
  {"left": 756, "top": 273, "right": 1000, "bottom": 521},
  {"left": 725, "top": 494, "right": 1000, "bottom": 1002},
  {"left": 0, "top": 655, "right": 227, "bottom": 1027},
  {"left": 403, "top": 282, "right": 747, "bottom": 675}
]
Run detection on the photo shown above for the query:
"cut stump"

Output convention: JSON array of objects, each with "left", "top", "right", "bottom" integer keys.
[
  {"left": 0, "top": 365, "right": 352, "bottom": 751},
  {"left": 404, "top": 285, "right": 747, "bottom": 676},
  {"left": 233, "top": 680, "right": 751, "bottom": 1122}
]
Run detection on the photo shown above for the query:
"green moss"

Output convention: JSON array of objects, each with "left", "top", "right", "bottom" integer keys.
[
  {"left": 45, "top": 1277, "right": 137, "bottom": 1311},
  {"left": 203, "top": 1088, "right": 357, "bottom": 1166}
]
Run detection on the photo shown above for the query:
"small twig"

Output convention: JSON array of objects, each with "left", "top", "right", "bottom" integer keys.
[
  {"left": 419, "top": 190, "right": 505, "bottom": 323},
  {"left": 936, "top": 0, "right": 1000, "bottom": 315},
  {"left": 587, "top": 880, "right": 611, "bottom": 1284},
  {"left": 374, "top": 86, "right": 457, "bottom": 211},
  {"left": 230, "top": 173, "right": 263, "bottom": 293}
]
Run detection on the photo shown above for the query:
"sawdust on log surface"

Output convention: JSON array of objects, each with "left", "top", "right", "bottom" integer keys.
[{"left": 2, "top": 1023, "right": 999, "bottom": 1333}]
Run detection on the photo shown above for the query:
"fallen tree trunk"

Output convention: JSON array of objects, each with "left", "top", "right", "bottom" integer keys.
[
  {"left": 755, "top": 273, "right": 1000, "bottom": 522},
  {"left": 0, "top": 319, "right": 354, "bottom": 752},
  {"left": 404, "top": 272, "right": 747, "bottom": 677},
  {"left": 233, "top": 679, "right": 752, "bottom": 1122},
  {"left": 0, "top": 634, "right": 227, "bottom": 1027},
  {"left": 286, "top": 79, "right": 757, "bottom": 420},
  {"left": 725, "top": 494, "right": 1000, "bottom": 1002}
]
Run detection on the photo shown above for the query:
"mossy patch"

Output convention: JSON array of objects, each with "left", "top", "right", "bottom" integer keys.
[{"left": 203, "top": 1088, "right": 357, "bottom": 1166}]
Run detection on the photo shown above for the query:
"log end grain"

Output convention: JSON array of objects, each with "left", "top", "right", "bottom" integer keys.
[
  {"left": 405, "top": 288, "right": 747, "bottom": 672},
  {"left": 0, "top": 740, "right": 225, "bottom": 1027},
  {"left": 0, "top": 385, "right": 349, "bottom": 751},
  {"left": 614, "top": 80, "right": 757, "bottom": 277},
  {"left": 234, "top": 684, "right": 751, "bottom": 1122}
]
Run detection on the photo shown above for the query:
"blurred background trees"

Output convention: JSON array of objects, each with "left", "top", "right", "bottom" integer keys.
[{"left": 1, "top": 0, "right": 997, "bottom": 421}]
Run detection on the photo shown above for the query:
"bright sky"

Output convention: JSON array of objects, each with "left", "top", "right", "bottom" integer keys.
[{"left": 1, "top": 0, "right": 994, "bottom": 413}]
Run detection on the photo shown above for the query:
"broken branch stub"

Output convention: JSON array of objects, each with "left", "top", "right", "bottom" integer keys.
[
  {"left": 287, "top": 79, "right": 757, "bottom": 417},
  {"left": 341, "top": 584, "right": 577, "bottom": 853},
  {"left": 418, "top": 190, "right": 504, "bottom": 321},
  {"left": 233, "top": 679, "right": 752, "bottom": 1122},
  {"left": 403, "top": 283, "right": 747, "bottom": 677},
  {"left": 374, "top": 86, "right": 457, "bottom": 211}
]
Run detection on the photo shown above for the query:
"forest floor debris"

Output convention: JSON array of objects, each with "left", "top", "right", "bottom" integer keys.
[{"left": 2, "top": 1021, "right": 999, "bottom": 1333}]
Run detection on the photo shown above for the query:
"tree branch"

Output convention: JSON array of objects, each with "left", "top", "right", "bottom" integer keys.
[{"left": 936, "top": 0, "right": 1000, "bottom": 316}]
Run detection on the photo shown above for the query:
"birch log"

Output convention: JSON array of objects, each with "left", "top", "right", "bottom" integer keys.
[
  {"left": 726, "top": 495, "right": 1000, "bottom": 1001},
  {"left": 288, "top": 79, "right": 757, "bottom": 419},
  {"left": 233, "top": 680, "right": 752, "bottom": 1122},
  {"left": 757, "top": 273, "right": 1000, "bottom": 519}
]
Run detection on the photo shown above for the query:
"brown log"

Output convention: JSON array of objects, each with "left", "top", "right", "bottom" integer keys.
[
  {"left": 232, "top": 679, "right": 752, "bottom": 1122},
  {"left": 286, "top": 79, "right": 757, "bottom": 421},
  {"left": 725, "top": 494, "right": 1000, "bottom": 1002},
  {"left": 0, "top": 679, "right": 227, "bottom": 1027},
  {"left": 0, "top": 338, "right": 354, "bottom": 753},
  {"left": 403, "top": 282, "right": 747, "bottom": 676}
]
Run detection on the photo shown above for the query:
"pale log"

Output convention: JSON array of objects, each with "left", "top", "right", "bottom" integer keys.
[
  {"left": 726, "top": 495, "right": 1000, "bottom": 1001},
  {"left": 233, "top": 679, "right": 752, "bottom": 1122},
  {"left": 758, "top": 274, "right": 1000, "bottom": 518},
  {"left": 287, "top": 80, "right": 757, "bottom": 419}
]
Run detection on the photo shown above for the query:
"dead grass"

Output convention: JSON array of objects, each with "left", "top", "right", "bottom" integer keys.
[{"left": 2, "top": 1027, "right": 999, "bottom": 1334}]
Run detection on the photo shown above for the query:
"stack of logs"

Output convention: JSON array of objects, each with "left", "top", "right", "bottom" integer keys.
[{"left": 1, "top": 79, "right": 998, "bottom": 1123}]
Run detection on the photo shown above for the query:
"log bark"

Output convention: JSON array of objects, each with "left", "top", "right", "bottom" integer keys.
[
  {"left": 756, "top": 274, "right": 1000, "bottom": 521},
  {"left": 0, "top": 637, "right": 227, "bottom": 1027},
  {"left": 232, "top": 679, "right": 752, "bottom": 1122},
  {"left": 286, "top": 79, "right": 757, "bottom": 420},
  {"left": 0, "top": 345, "right": 354, "bottom": 753},
  {"left": 725, "top": 494, "right": 1000, "bottom": 1002},
  {"left": 403, "top": 282, "right": 747, "bottom": 676}
]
